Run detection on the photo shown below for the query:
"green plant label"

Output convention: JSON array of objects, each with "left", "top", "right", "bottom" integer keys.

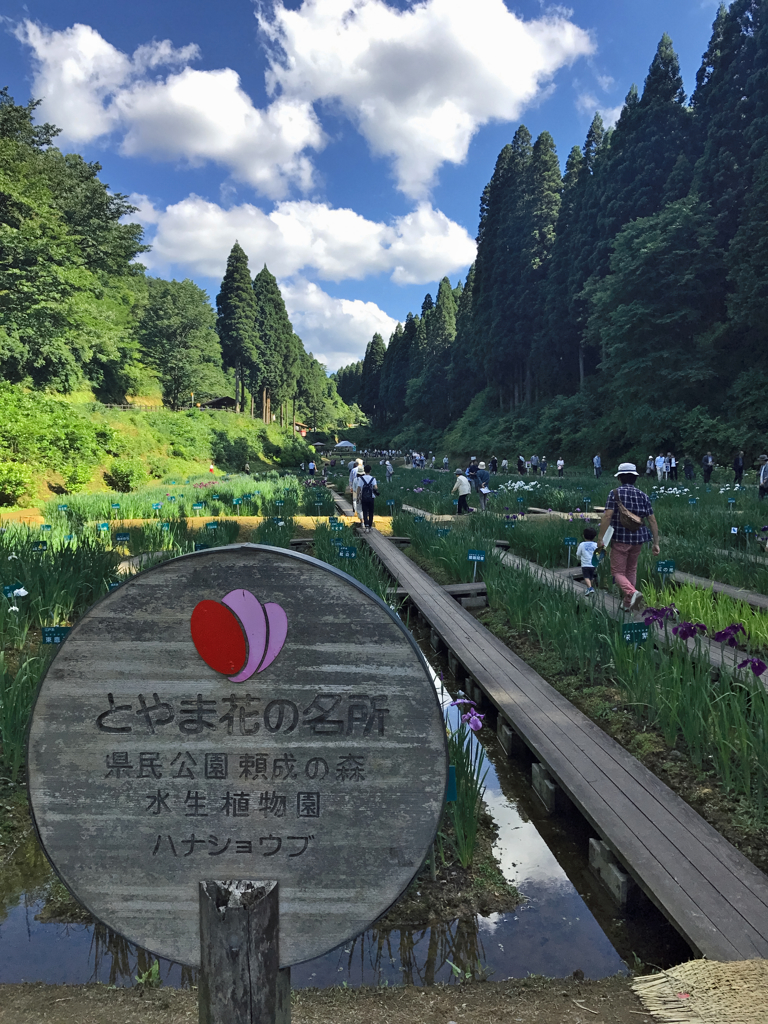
[
  {"left": 152, "top": 503, "right": 162, "bottom": 510},
  {"left": 41, "top": 524, "right": 52, "bottom": 531},
  {"left": 232, "top": 498, "right": 241, "bottom": 505},
  {"left": 728, "top": 498, "right": 736, "bottom": 505},
  {"left": 2, "top": 582, "right": 22, "bottom": 598},
  {"left": 689, "top": 498, "right": 697, "bottom": 505},
  {"left": 467, "top": 550, "right": 485, "bottom": 562},
  {"left": 276, "top": 501, "right": 285, "bottom": 507},
  {"left": 32, "top": 541, "right": 48, "bottom": 552},
  {"left": 563, "top": 537, "right": 577, "bottom": 546},
  {"left": 212, "top": 495, "right": 219, "bottom": 500},
  {"left": 517, "top": 497, "right": 524, "bottom": 503},
  {"left": 745, "top": 525, "right": 754, "bottom": 534},
  {"left": 338, "top": 546, "right": 357, "bottom": 559},
  {"left": 656, "top": 559, "right": 676, "bottom": 574},
  {"left": 112, "top": 503, "right": 120, "bottom": 509},
  {"left": 331, "top": 523, "right": 343, "bottom": 531},
  {"left": 169, "top": 496, "right": 176, "bottom": 502},
  {"left": 42, "top": 626, "right": 70, "bottom": 645},
  {"left": 161, "top": 523, "right": 170, "bottom": 531},
  {"left": 504, "top": 522, "right": 515, "bottom": 529},
  {"left": 445, "top": 764, "right": 457, "bottom": 803},
  {"left": 64, "top": 534, "right": 74, "bottom": 542},
  {"left": 436, "top": 528, "right": 451, "bottom": 537},
  {"left": 413, "top": 516, "right": 425, "bottom": 523},
  {"left": 623, "top": 622, "right": 649, "bottom": 644},
  {"left": 192, "top": 503, "right": 203, "bottom": 510},
  {"left": 387, "top": 500, "right": 395, "bottom": 506},
  {"left": 206, "top": 522, "right": 218, "bottom": 531},
  {"left": 108, "top": 583, "right": 120, "bottom": 591},
  {"left": 115, "top": 532, "right": 130, "bottom": 542},
  {"left": 331, "top": 538, "right": 343, "bottom": 546},
  {"left": 57, "top": 504, "right": 68, "bottom": 511},
  {"left": 583, "top": 496, "right": 591, "bottom": 503},
  {"left": 98, "top": 523, "right": 109, "bottom": 531},
  {"left": 194, "top": 543, "right": 209, "bottom": 551}
]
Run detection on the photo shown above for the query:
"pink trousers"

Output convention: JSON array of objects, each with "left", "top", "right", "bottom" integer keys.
[{"left": 611, "top": 541, "right": 642, "bottom": 602}]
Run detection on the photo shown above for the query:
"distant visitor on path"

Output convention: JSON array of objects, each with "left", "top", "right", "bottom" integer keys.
[
  {"left": 683, "top": 457, "right": 694, "bottom": 480},
  {"left": 308, "top": 459, "right": 316, "bottom": 476},
  {"left": 645, "top": 456, "right": 654, "bottom": 478},
  {"left": 443, "top": 456, "right": 449, "bottom": 471},
  {"left": 733, "top": 450, "right": 745, "bottom": 485},
  {"left": 557, "top": 457, "right": 564, "bottom": 477},
  {"left": 385, "top": 459, "right": 394, "bottom": 483},
  {"left": 596, "top": 462, "right": 660, "bottom": 612},
  {"left": 244, "top": 462, "right": 250, "bottom": 475},
  {"left": 452, "top": 468, "right": 471, "bottom": 515},
  {"left": 490, "top": 456, "right": 498, "bottom": 475},
  {"left": 501, "top": 457, "right": 509, "bottom": 473},
  {"left": 476, "top": 461, "right": 491, "bottom": 511},
  {"left": 540, "top": 456, "right": 548, "bottom": 475},
  {"left": 702, "top": 451, "right": 714, "bottom": 484},
  {"left": 359, "top": 465, "right": 378, "bottom": 532},
  {"left": 593, "top": 452, "right": 602, "bottom": 478},
  {"left": 530, "top": 454, "right": 539, "bottom": 474},
  {"left": 668, "top": 453, "right": 677, "bottom": 480},
  {"left": 758, "top": 455, "right": 768, "bottom": 500},
  {"left": 655, "top": 453, "right": 665, "bottom": 481},
  {"left": 518, "top": 455, "right": 525, "bottom": 475}
]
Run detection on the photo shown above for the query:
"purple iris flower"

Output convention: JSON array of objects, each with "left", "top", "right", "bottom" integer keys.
[
  {"left": 462, "top": 709, "right": 485, "bottom": 732},
  {"left": 644, "top": 604, "right": 678, "bottom": 628},
  {"left": 672, "top": 622, "right": 707, "bottom": 640},
  {"left": 713, "top": 624, "right": 747, "bottom": 647},
  {"left": 738, "top": 657, "right": 767, "bottom": 677},
  {"left": 450, "top": 698, "right": 474, "bottom": 706}
]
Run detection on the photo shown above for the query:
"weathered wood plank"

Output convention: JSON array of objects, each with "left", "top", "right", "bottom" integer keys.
[{"left": 363, "top": 530, "right": 768, "bottom": 961}]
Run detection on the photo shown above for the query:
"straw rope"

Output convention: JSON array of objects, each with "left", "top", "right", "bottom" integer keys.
[{"left": 632, "top": 959, "right": 768, "bottom": 1023}]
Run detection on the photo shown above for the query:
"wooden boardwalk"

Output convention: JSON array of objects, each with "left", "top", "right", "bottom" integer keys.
[{"left": 363, "top": 529, "right": 768, "bottom": 961}]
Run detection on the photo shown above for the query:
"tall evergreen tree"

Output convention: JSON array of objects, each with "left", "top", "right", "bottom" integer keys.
[
  {"left": 252, "top": 265, "right": 299, "bottom": 423},
  {"left": 360, "top": 333, "right": 386, "bottom": 423},
  {"left": 216, "top": 242, "right": 258, "bottom": 412}
]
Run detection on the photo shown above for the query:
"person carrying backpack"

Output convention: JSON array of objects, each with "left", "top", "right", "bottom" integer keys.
[{"left": 358, "top": 465, "right": 378, "bottom": 531}]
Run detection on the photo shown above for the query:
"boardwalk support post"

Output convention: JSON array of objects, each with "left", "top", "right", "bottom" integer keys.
[
  {"left": 588, "top": 840, "right": 636, "bottom": 909},
  {"left": 497, "top": 717, "right": 527, "bottom": 758},
  {"left": 532, "top": 763, "right": 561, "bottom": 815},
  {"left": 199, "top": 880, "right": 290, "bottom": 1024}
]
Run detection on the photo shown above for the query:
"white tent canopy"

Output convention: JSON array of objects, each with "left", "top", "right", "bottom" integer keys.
[{"left": 333, "top": 440, "right": 356, "bottom": 449}]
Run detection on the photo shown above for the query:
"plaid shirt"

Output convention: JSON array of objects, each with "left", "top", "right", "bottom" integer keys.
[{"left": 606, "top": 485, "right": 653, "bottom": 545}]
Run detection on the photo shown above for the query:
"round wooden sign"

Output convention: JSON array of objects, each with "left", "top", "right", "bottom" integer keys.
[{"left": 27, "top": 545, "right": 447, "bottom": 967}]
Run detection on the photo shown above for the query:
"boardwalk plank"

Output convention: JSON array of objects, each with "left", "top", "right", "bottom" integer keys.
[{"left": 363, "top": 529, "right": 768, "bottom": 961}]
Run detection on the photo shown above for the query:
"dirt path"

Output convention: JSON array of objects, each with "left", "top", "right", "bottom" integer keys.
[{"left": 0, "top": 976, "right": 652, "bottom": 1023}]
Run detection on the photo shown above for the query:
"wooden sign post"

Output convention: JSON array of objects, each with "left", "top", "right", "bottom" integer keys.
[{"left": 27, "top": 544, "right": 447, "bottom": 1023}]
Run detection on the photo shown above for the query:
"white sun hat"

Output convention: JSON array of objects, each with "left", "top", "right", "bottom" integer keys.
[{"left": 614, "top": 462, "right": 640, "bottom": 477}]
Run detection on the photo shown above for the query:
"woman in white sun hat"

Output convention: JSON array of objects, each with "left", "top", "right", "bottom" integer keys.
[{"left": 596, "top": 462, "right": 660, "bottom": 611}]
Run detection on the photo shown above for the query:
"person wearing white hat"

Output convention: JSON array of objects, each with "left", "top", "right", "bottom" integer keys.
[
  {"left": 596, "top": 463, "right": 660, "bottom": 612},
  {"left": 476, "top": 461, "right": 491, "bottom": 510},
  {"left": 452, "top": 468, "right": 471, "bottom": 515}
]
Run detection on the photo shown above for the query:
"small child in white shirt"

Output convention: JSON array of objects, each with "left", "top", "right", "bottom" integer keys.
[{"left": 576, "top": 527, "right": 598, "bottom": 595}]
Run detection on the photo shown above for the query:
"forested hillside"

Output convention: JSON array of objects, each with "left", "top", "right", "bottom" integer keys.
[
  {"left": 0, "top": 89, "right": 352, "bottom": 426},
  {"left": 335, "top": 1, "right": 768, "bottom": 459}
]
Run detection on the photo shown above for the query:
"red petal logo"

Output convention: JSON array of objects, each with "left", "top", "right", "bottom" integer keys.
[{"left": 190, "top": 590, "right": 288, "bottom": 681}]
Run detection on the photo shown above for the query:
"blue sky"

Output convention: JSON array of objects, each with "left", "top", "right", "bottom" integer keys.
[{"left": 1, "top": 0, "right": 720, "bottom": 369}]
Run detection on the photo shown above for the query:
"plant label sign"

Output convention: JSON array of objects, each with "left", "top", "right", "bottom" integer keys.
[
  {"left": 161, "top": 523, "right": 170, "bottom": 531},
  {"left": 152, "top": 503, "right": 162, "bottom": 511},
  {"left": 689, "top": 499, "right": 697, "bottom": 505},
  {"left": 276, "top": 501, "right": 285, "bottom": 508},
  {"left": 115, "top": 533, "right": 130, "bottom": 543},
  {"left": 387, "top": 500, "right": 395, "bottom": 507},
  {"left": 206, "top": 522, "right": 218, "bottom": 531},
  {"left": 212, "top": 495, "right": 220, "bottom": 500},
  {"left": 563, "top": 537, "right": 577, "bottom": 547},
  {"left": 623, "top": 622, "right": 649, "bottom": 644},
  {"left": 192, "top": 503, "right": 203, "bottom": 511},
  {"left": 32, "top": 541, "right": 48, "bottom": 552},
  {"left": 57, "top": 504, "right": 68, "bottom": 512},
  {"left": 98, "top": 523, "right": 109, "bottom": 532},
  {"left": 413, "top": 516, "right": 425, "bottom": 524},
  {"left": 467, "top": 550, "right": 485, "bottom": 562},
  {"left": 656, "top": 560, "right": 676, "bottom": 575},
  {"left": 436, "top": 528, "right": 451, "bottom": 537},
  {"left": 728, "top": 498, "right": 736, "bottom": 505},
  {"left": 112, "top": 504, "right": 121, "bottom": 510},
  {"left": 41, "top": 524, "right": 52, "bottom": 532},
  {"left": 42, "top": 626, "right": 70, "bottom": 645},
  {"left": 27, "top": 545, "right": 447, "bottom": 968},
  {"left": 194, "top": 543, "right": 209, "bottom": 551},
  {"left": 337, "top": 546, "right": 357, "bottom": 558},
  {"left": 3, "top": 581, "right": 23, "bottom": 598},
  {"left": 331, "top": 522, "right": 344, "bottom": 532},
  {"left": 731, "top": 527, "right": 739, "bottom": 535}
]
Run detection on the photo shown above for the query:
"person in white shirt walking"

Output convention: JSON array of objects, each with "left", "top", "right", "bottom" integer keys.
[
  {"left": 385, "top": 459, "right": 394, "bottom": 483},
  {"left": 452, "top": 468, "right": 471, "bottom": 515},
  {"left": 557, "top": 457, "right": 565, "bottom": 477},
  {"left": 655, "top": 453, "right": 665, "bottom": 482},
  {"left": 576, "top": 527, "right": 599, "bottom": 595}
]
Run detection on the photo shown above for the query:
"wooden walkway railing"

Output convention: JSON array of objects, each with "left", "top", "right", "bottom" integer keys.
[{"left": 363, "top": 528, "right": 768, "bottom": 962}]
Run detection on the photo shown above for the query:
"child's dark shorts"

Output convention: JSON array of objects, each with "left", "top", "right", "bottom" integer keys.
[{"left": 582, "top": 566, "right": 596, "bottom": 582}]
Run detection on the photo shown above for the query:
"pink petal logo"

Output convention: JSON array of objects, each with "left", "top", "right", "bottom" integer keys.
[{"left": 190, "top": 590, "right": 288, "bottom": 682}]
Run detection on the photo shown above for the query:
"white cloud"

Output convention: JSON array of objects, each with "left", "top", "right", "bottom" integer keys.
[
  {"left": 281, "top": 277, "right": 398, "bottom": 370},
  {"left": 15, "top": 20, "right": 323, "bottom": 198},
  {"left": 133, "top": 193, "right": 476, "bottom": 284},
  {"left": 575, "top": 92, "right": 623, "bottom": 128},
  {"left": 260, "top": 0, "right": 595, "bottom": 196}
]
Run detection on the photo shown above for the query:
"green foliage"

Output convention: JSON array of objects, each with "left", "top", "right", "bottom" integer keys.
[
  {"left": 104, "top": 458, "right": 149, "bottom": 492},
  {"left": 0, "top": 462, "right": 32, "bottom": 505},
  {"left": 446, "top": 718, "right": 488, "bottom": 868},
  {"left": 135, "top": 960, "right": 162, "bottom": 989}
]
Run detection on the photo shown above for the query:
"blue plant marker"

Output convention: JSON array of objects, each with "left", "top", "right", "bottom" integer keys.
[
  {"left": 109, "top": 582, "right": 120, "bottom": 591},
  {"left": 169, "top": 496, "right": 176, "bottom": 502},
  {"left": 152, "top": 502, "right": 162, "bottom": 510},
  {"left": 112, "top": 503, "right": 120, "bottom": 510},
  {"left": 192, "top": 502, "right": 203, "bottom": 510},
  {"left": 413, "top": 515, "right": 425, "bottom": 523},
  {"left": 64, "top": 534, "right": 74, "bottom": 542},
  {"left": 2, "top": 582, "right": 23, "bottom": 599},
  {"left": 42, "top": 626, "right": 70, "bottom": 645},
  {"left": 467, "top": 548, "right": 485, "bottom": 581},
  {"left": 387, "top": 499, "right": 395, "bottom": 506},
  {"left": 689, "top": 498, "right": 697, "bottom": 505},
  {"left": 98, "top": 522, "right": 109, "bottom": 531},
  {"left": 212, "top": 494, "right": 219, "bottom": 500},
  {"left": 41, "top": 524, "right": 52, "bottom": 531},
  {"left": 32, "top": 541, "right": 48, "bottom": 552},
  {"left": 517, "top": 497, "right": 524, "bottom": 503},
  {"left": 436, "top": 528, "right": 451, "bottom": 537},
  {"left": 207, "top": 521, "right": 218, "bottom": 531},
  {"left": 338, "top": 546, "right": 357, "bottom": 559},
  {"left": 563, "top": 535, "right": 577, "bottom": 568},
  {"left": 331, "top": 522, "right": 343, "bottom": 531},
  {"left": 194, "top": 542, "right": 210, "bottom": 551},
  {"left": 233, "top": 498, "right": 242, "bottom": 506},
  {"left": 57, "top": 504, "right": 68, "bottom": 512},
  {"left": 161, "top": 522, "right": 170, "bottom": 531},
  {"left": 276, "top": 500, "right": 285, "bottom": 507},
  {"left": 115, "top": 532, "right": 130, "bottom": 543}
]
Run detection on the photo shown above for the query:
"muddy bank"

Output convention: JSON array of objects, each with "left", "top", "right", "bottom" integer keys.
[{"left": 0, "top": 975, "right": 650, "bottom": 1024}]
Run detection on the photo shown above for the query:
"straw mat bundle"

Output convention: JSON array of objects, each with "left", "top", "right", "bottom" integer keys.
[{"left": 632, "top": 958, "right": 768, "bottom": 1023}]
